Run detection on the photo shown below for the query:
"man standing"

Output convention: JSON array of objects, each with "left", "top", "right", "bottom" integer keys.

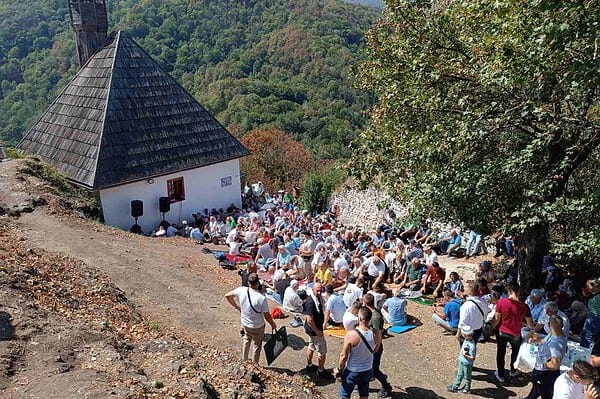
[
  {"left": 363, "top": 293, "right": 393, "bottom": 397},
  {"left": 304, "top": 283, "right": 335, "bottom": 380},
  {"left": 491, "top": 282, "right": 534, "bottom": 383},
  {"left": 225, "top": 273, "right": 277, "bottom": 363},
  {"left": 552, "top": 361, "right": 598, "bottom": 399},
  {"left": 334, "top": 307, "right": 375, "bottom": 399},
  {"left": 456, "top": 283, "right": 488, "bottom": 344}
]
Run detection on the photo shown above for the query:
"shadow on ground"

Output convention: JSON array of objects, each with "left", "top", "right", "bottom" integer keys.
[{"left": 0, "top": 311, "right": 14, "bottom": 340}]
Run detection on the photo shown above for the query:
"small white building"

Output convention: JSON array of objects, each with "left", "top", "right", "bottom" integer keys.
[{"left": 17, "top": 29, "right": 249, "bottom": 232}]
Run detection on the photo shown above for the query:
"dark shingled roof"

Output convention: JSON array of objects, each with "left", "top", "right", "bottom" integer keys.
[{"left": 18, "top": 31, "right": 249, "bottom": 190}]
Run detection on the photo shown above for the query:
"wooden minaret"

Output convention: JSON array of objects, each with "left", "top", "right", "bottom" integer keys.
[{"left": 68, "top": 0, "right": 108, "bottom": 68}]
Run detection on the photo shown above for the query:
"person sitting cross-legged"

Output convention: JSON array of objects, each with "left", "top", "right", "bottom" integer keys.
[
  {"left": 432, "top": 289, "right": 462, "bottom": 333},
  {"left": 421, "top": 261, "right": 446, "bottom": 298},
  {"left": 382, "top": 287, "right": 408, "bottom": 326}
]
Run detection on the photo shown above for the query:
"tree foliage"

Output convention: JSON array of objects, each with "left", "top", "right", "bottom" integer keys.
[
  {"left": 0, "top": 0, "right": 379, "bottom": 159},
  {"left": 351, "top": 0, "right": 600, "bottom": 288},
  {"left": 240, "top": 128, "right": 315, "bottom": 192},
  {"left": 299, "top": 163, "right": 347, "bottom": 214}
]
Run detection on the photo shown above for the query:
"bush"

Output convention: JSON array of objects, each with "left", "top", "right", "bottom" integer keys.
[{"left": 299, "top": 163, "right": 346, "bottom": 214}]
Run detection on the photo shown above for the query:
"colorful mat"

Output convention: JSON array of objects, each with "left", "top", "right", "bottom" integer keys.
[
  {"left": 226, "top": 253, "right": 252, "bottom": 263},
  {"left": 388, "top": 324, "right": 417, "bottom": 334},
  {"left": 323, "top": 325, "right": 347, "bottom": 338}
]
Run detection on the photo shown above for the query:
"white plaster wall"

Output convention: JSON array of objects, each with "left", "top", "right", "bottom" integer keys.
[{"left": 99, "top": 159, "right": 242, "bottom": 233}]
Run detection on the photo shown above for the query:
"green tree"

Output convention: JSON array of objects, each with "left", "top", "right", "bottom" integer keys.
[
  {"left": 299, "top": 163, "right": 346, "bottom": 214},
  {"left": 351, "top": 0, "right": 600, "bottom": 292}
]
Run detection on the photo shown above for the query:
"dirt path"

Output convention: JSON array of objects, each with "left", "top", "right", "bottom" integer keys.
[{"left": 11, "top": 208, "right": 534, "bottom": 399}]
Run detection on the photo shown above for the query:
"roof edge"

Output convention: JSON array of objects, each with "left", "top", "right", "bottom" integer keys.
[
  {"left": 94, "top": 153, "right": 248, "bottom": 190},
  {"left": 91, "top": 30, "right": 120, "bottom": 189}
]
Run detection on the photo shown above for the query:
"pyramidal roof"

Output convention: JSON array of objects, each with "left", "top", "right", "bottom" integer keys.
[{"left": 18, "top": 31, "right": 249, "bottom": 190}]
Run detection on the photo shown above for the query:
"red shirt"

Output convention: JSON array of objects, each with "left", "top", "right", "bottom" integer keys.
[
  {"left": 425, "top": 266, "right": 446, "bottom": 285},
  {"left": 496, "top": 297, "right": 531, "bottom": 337}
]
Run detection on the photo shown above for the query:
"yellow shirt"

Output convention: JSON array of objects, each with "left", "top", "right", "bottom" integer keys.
[{"left": 314, "top": 268, "right": 333, "bottom": 286}]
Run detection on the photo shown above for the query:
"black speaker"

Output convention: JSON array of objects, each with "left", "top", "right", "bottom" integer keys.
[
  {"left": 131, "top": 200, "right": 143, "bottom": 218},
  {"left": 159, "top": 196, "right": 170, "bottom": 213}
]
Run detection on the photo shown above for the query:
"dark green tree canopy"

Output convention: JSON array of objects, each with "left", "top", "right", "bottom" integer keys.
[
  {"left": 351, "top": 0, "right": 599, "bottom": 283},
  {"left": 0, "top": 0, "right": 379, "bottom": 159}
]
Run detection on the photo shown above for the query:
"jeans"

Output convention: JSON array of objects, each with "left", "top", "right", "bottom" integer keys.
[
  {"left": 496, "top": 331, "right": 522, "bottom": 378},
  {"left": 581, "top": 312, "right": 600, "bottom": 348},
  {"left": 466, "top": 231, "right": 482, "bottom": 256},
  {"left": 452, "top": 361, "right": 473, "bottom": 390},
  {"left": 432, "top": 314, "right": 457, "bottom": 332},
  {"left": 340, "top": 368, "right": 372, "bottom": 398},
  {"left": 505, "top": 239, "right": 514, "bottom": 257},
  {"left": 523, "top": 369, "right": 560, "bottom": 399},
  {"left": 373, "top": 344, "right": 391, "bottom": 389}
]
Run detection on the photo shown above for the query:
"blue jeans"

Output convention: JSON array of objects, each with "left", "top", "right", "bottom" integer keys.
[
  {"left": 340, "top": 368, "right": 372, "bottom": 398},
  {"left": 505, "top": 239, "right": 514, "bottom": 257},
  {"left": 466, "top": 231, "right": 482, "bottom": 256},
  {"left": 373, "top": 344, "right": 391, "bottom": 389},
  {"left": 581, "top": 312, "right": 600, "bottom": 348}
]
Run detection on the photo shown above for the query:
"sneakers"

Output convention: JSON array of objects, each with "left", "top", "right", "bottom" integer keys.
[
  {"left": 509, "top": 369, "right": 521, "bottom": 377},
  {"left": 290, "top": 316, "right": 303, "bottom": 328},
  {"left": 494, "top": 370, "right": 506, "bottom": 383},
  {"left": 317, "top": 369, "right": 336, "bottom": 381},
  {"left": 446, "top": 385, "right": 459, "bottom": 393},
  {"left": 458, "top": 388, "right": 470, "bottom": 393},
  {"left": 305, "top": 364, "right": 317, "bottom": 373}
]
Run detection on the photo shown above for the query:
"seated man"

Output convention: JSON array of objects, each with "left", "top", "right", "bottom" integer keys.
[
  {"left": 525, "top": 288, "right": 547, "bottom": 324},
  {"left": 438, "top": 229, "right": 461, "bottom": 256},
  {"left": 323, "top": 285, "right": 346, "bottom": 327},
  {"left": 314, "top": 261, "right": 333, "bottom": 286},
  {"left": 444, "top": 271, "right": 464, "bottom": 296},
  {"left": 343, "top": 276, "right": 364, "bottom": 308},
  {"left": 276, "top": 245, "right": 292, "bottom": 270},
  {"left": 283, "top": 279, "right": 304, "bottom": 313},
  {"left": 535, "top": 301, "right": 570, "bottom": 337},
  {"left": 254, "top": 238, "right": 275, "bottom": 271},
  {"left": 362, "top": 255, "right": 386, "bottom": 289},
  {"left": 421, "top": 261, "right": 446, "bottom": 297},
  {"left": 431, "top": 289, "right": 462, "bottom": 332},
  {"left": 382, "top": 287, "right": 408, "bottom": 326},
  {"left": 397, "top": 258, "right": 424, "bottom": 290}
]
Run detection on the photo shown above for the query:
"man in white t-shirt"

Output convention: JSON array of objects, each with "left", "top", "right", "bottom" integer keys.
[
  {"left": 552, "top": 360, "right": 598, "bottom": 399},
  {"left": 365, "top": 256, "right": 386, "bottom": 288},
  {"left": 225, "top": 273, "right": 277, "bottom": 363},
  {"left": 424, "top": 245, "right": 438, "bottom": 266},
  {"left": 343, "top": 276, "right": 364, "bottom": 307}
]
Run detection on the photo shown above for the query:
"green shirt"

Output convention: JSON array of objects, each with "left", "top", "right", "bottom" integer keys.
[
  {"left": 370, "top": 308, "right": 384, "bottom": 331},
  {"left": 407, "top": 266, "right": 423, "bottom": 282}
]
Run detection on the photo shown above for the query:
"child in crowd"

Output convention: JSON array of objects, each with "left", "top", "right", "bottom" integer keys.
[{"left": 447, "top": 325, "right": 477, "bottom": 394}]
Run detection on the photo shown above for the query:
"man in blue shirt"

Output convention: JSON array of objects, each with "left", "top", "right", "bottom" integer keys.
[
  {"left": 432, "top": 289, "right": 462, "bottom": 332},
  {"left": 382, "top": 288, "right": 408, "bottom": 326}
]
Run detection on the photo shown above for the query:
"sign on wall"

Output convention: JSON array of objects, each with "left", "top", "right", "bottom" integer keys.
[{"left": 221, "top": 176, "right": 232, "bottom": 188}]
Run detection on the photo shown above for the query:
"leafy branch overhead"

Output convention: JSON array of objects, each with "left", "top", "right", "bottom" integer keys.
[{"left": 351, "top": 0, "right": 599, "bottom": 273}]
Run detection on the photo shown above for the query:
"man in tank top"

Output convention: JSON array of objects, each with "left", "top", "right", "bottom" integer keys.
[{"left": 335, "top": 306, "right": 375, "bottom": 399}]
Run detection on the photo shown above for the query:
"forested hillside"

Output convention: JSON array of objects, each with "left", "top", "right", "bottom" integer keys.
[{"left": 0, "top": 0, "right": 380, "bottom": 159}]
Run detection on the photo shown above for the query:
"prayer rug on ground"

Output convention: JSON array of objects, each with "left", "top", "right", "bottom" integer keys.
[
  {"left": 323, "top": 325, "right": 347, "bottom": 338},
  {"left": 388, "top": 324, "right": 417, "bottom": 334}
]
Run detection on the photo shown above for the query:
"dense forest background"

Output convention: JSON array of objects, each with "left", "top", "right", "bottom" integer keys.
[{"left": 0, "top": 0, "right": 381, "bottom": 159}]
